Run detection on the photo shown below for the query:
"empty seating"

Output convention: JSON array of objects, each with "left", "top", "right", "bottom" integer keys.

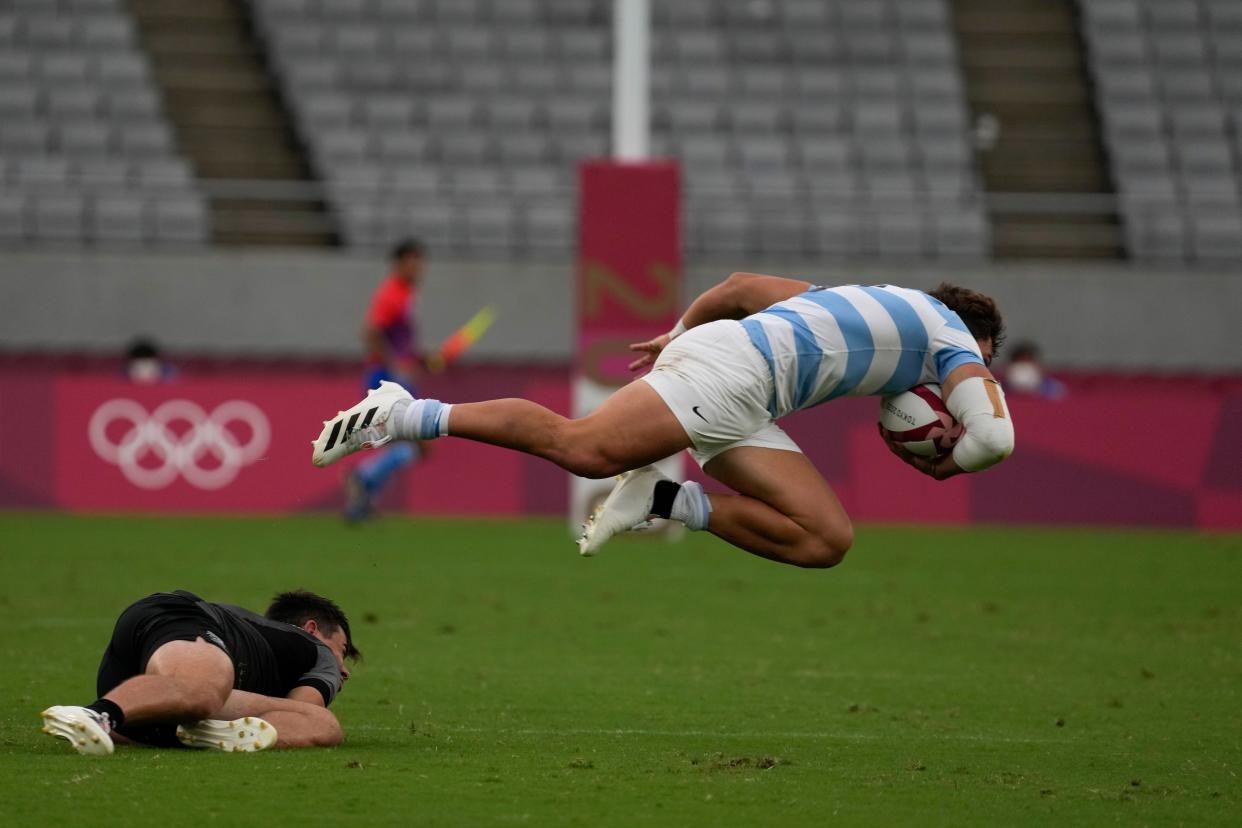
[
  {"left": 1082, "top": 0, "right": 1242, "bottom": 261},
  {"left": 253, "top": 0, "right": 982, "bottom": 259},
  {"left": 0, "top": 1, "right": 208, "bottom": 246},
  {"left": 652, "top": 0, "right": 984, "bottom": 259}
]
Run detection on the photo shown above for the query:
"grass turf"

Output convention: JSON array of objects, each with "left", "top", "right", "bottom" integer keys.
[{"left": 0, "top": 514, "right": 1238, "bottom": 826}]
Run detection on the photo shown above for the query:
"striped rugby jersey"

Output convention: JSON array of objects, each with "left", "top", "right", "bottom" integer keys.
[{"left": 739, "top": 284, "right": 985, "bottom": 418}]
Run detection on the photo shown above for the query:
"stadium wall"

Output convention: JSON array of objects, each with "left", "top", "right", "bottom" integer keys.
[
  {"left": 4, "top": 248, "right": 1242, "bottom": 370},
  {"left": 1, "top": 362, "right": 1238, "bottom": 530}
]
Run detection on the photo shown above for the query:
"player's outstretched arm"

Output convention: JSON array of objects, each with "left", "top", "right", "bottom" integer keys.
[
  {"left": 882, "top": 363, "right": 1015, "bottom": 481},
  {"left": 629, "top": 272, "right": 810, "bottom": 371},
  {"left": 682, "top": 272, "right": 810, "bottom": 328},
  {"left": 213, "top": 689, "right": 343, "bottom": 748}
]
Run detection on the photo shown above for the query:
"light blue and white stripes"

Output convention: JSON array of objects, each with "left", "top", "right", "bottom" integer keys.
[{"left": 740, "top": 284, "right": 984, "bottom": 418}]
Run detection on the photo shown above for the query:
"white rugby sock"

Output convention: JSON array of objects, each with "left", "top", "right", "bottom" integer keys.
[
  {"left": 390, "top": 399, "right": 453, "bottom": 441},
  {"left": 670, "top": 480, "right": 712, "bottom": 531}
]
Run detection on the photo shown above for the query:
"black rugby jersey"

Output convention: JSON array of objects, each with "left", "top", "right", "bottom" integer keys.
[{"left": 174, "top": 591, "right": 343, "bottom": 705}]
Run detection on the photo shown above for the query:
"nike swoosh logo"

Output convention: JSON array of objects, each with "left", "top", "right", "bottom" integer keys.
[{"left": 692, "top": 406, "right": 709, "bottom": 423}]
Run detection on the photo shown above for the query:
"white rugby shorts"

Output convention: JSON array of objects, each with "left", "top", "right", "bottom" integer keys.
[{"left": 640, "top": 319, "right": 803, "bottom": 467}]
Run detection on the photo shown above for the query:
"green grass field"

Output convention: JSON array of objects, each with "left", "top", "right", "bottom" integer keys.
[{"left": 0, "top": 514, "right": 1238, "bottom": 826}]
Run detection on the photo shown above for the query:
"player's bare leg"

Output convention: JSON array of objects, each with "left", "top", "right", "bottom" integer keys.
[
  {"left": 701, "top": 446, "right": 853, "bottom": 568},
  {"left": 429, "top": 380, "right": 692, "bottom": 479},
  {"left": 205, "top": 689, "right": 342, "bottom": 749},
  {"left": 312, "top": 380, "right": 852, "bottom": 565},
  {"left": 103, "top": 638, "right": 235, "bottom": 724},
  {"left": 41, "top": 637, "right": 235, "bottom": 755},
  {"left": 314, "top": 379, "right": 690, "bottom": 476}
]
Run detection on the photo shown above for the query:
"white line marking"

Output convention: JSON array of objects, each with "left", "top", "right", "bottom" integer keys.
[{"left": 350, "top": 724, "right": 1070, "bottom": 745}]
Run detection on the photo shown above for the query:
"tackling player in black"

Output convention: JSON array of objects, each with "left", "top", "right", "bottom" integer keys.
[{"left": 41, "top": 589, "right": 359, "bottom": 754}]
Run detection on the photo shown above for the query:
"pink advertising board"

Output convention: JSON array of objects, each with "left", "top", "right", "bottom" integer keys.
[
  {"left": 0, "top": 365, "right": 568, "bottom": 517},
  {"left": 765, "top": 379, "right": 1242, "bottom": 531},
  {"left": 1, "top": 363, "right": 1239, "bottom": 530}
]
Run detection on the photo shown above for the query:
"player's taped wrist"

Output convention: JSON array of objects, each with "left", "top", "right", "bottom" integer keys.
[
  {"left": 667, "top": 319, "right": 687, "bottom": 340},
  {"left": 945, "top": 377, "right": 1015, "bottom": 472}
]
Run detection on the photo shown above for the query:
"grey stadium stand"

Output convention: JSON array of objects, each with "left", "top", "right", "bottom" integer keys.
[
  {"left": 0, "top": 0, "right": 208, "bottom": 246},
  {"left": 1081, "top": 0, "right": 1242, "bottom": 262},
  {"left": 253, "top": 0, "right": 985, "bottom": 259}
]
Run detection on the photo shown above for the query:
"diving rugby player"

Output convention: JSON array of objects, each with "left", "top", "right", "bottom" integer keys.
[{"left": 312, "top": 275, "right": 1015, "bottom": 567}]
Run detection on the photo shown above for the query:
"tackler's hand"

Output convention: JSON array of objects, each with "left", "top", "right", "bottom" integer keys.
[{"left": 627, "top": 334, "right": 671, "bottom": 372}]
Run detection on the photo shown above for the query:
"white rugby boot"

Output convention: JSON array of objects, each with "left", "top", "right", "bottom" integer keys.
[
  {"left": 176, "top": 717, "right": 277, "bottom": 752},
  {"left": 577, "top": 465, "right": 669, "bottom": 556},
  {"left": 312, "top": 380, "right": 412, "bottom": 467},
  {"left": 40, "top": 706, "right": 114, "bottom": 756}
]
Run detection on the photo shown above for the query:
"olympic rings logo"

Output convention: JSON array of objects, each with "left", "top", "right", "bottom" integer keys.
[{"left": 88, "top": 399, "right": 271, "bottom": 490}]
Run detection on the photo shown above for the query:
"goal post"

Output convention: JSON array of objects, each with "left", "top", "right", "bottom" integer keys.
[{"left": 569, "top": 0, "right": 684, "bottom": 532}]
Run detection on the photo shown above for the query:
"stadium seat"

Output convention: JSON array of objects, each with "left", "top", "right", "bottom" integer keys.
[
  {"left": 14, "top": 157, "right": 71, "bottom": 190},
  {"left": 438, "top": 133, "right": 493, "bottom": 166},
  {"left": 511, "top": 167, "right": 565, "bottom": 198},
  {"left": 0, "top": 1, "right": 202, "bottom": 246},
  {"left": 136, "top": 159, "right": 193, "bottom": 191},
  {"left": 32, "top": 192, "right": 86, "bottom": 242},
  {"left": 107, "top": 87, "right": 161, "bottom": 120},
  {"left": 449, "top": 168, "right": 507, "bottom": 200},
  {"left": 492, "top": 0, "right": 539, "bottom": 24},
  {"left": 932, "top": 210, "right": 990, "bottom": 260},
  {"left": 1188, "top": 211, "right": 1242, "bottom": 260},
  {"left": 755, "top": 211, "right": 809, "bottom": 257},
  {"left": 498, "top": 129, "right": 553, "bottom": 164},
  {"left": 0, "top": 192, "right": 25, "bottom": 240},
  {"left": 150, "top": 196, "right": 209, "bottom": 244},
  {"left": 58, "top": 122, "right": 113, "bottom": 158},
  {"left": 809, "top": 210, "right": 860, "bottom": 258},
  {"left": 872, "top": 210, "right": 929, "bottom": 260},
  {"left": 1084, "top": 0, "right": 1242, "bottom": 260},
  {"left": 1, "top": 122, "right": 50, "bottom": 153},
  {"left": 424, "top": 97, "right": 477, "bottom": 130},
  {"left": 462, "top": 203, "right": 516, "bottom": 253},
  {"left": 91, "top": 193, "right": 145, "bottom": 244},
  {"left": 361, "top": 97, "right": 415, "bottom": 130},
  {"left": 524, "top": 202, "right": 573, "bottom": 255},
  {"left": 328, "top": 162, "right": 383, "bottom": 194},
  {"left": 555, "top": 133, "right": 607, "bottom": 165},
  {"left": 77, "top": 159, "right": 130, "bottom": 192},
  {"left": 374, "top": 132, "right": 432, "bottom": 164},
  {"left": 248, "top": 0, "right": 982, "bottom": 258}
]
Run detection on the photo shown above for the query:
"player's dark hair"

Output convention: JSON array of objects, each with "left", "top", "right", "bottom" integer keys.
[
  {"left": 389, "top": 238, "right": 424, "bottom": 261},
  {"left": 266, "top": 590, "right": 361, "bottom": 661},
  {"left": 928, "top": 282, "right": 1006, "bottom": 356}
]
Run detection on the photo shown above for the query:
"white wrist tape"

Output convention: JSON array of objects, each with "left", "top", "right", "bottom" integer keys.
[
  {"left": 667, "top": 319, "right": 688, "bottom": 339},
  {"left": 946, "top": 377, "right": 1014, "bottom": 472}
]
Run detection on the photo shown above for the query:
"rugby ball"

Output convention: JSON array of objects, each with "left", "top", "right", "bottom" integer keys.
[{"left": 878, "top": 384, "right": 963, "bottom": 457}]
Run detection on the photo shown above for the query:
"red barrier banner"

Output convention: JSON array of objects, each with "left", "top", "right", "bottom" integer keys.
[
  {"left": 576, "top": 160, "right": 681, "bottom": 388},
  {"left": 1, "top": 367, "right": 569, "bottom": 516},
  {"left": 705, "top": 381, "right": 1242, "bottom": 531},
  {"left": 1, "top": 365, "right": 1239, "bottom": 531},
  {"left": 572, "top": 160, "right": 683, "bottom": 524}
]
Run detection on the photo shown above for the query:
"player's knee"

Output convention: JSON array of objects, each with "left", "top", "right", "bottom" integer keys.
[
  {"left": 797, "top": 524, "right": 853, "bottom": 569},
  {"left": 180, "top": 683, "right": 227, "bottom": 721},
  {"left": 287, "top": 707, "right": 343, "bottom": 748},
  {"left": 556, "top": 444, "right": 628, "bottom": 479},
  {"left": 555, "top": 417, "right": 644, "bottom": 479},
  {"left": 184, "top": 671, "right": 232, "bottom": 720},
  {"left": 313, "top": 712, "right": 345, "bottom": 747},
  {"left": 571, "top": 456, "right": 628, "bottom": 479}
]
